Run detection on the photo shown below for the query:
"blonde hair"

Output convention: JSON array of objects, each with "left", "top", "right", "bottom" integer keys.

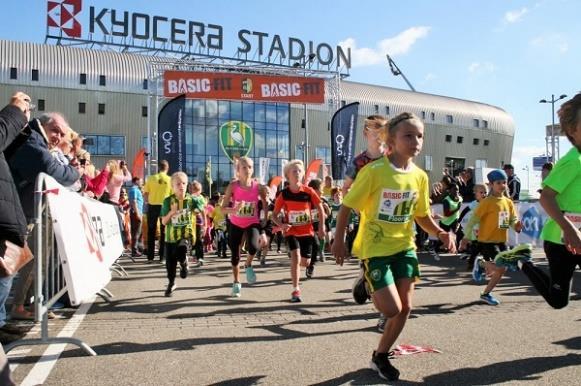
[
  {"left": 283, "top": 159, "right": 304, "bottom": 179},
  {"left": 236, "top": 156, "right": 253, "bottom": 170},
  {"left": 106, "top": 159, "right": 120, "bottom": 181},
  {"left": 189, "top": 179, "right": 202, "bottom": 193},
  {"left": 473, "top": 183, "right": 488, "bottom": 194},
  {"left": 171, "top": 172, "right": 188, "bottom": 186},
  {"left": 365, "top": 115, "right": 388, "bottom": 139}
]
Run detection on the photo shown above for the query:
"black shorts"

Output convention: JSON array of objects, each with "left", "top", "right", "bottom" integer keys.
[
  {"left": 478, "top": 242, "right": 507, "bottom": 261},
  {"left": 285, "top": 235, "right": 314, "bottom": 259}
]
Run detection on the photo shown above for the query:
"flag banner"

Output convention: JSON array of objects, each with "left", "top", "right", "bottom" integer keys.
[
  {"left": 258, "top": 157, "right": 270, "bottom": 185},
  {"left": 331, "top": 102, "right": 359, "bottom": 179},
  {"left": 44, "top": 175, "right": 123, "bottom": 305},
  {"left": 269, "top": 176, "right": 283, "bottom": 200},
  {"left": 392, "top": 344, "right": 442, "bottom": 356},
  {"left": 304, "top": 158, "right": 323, "bottom": 184},
  {"left": 281, "top": 159, "right": 289, "bottom": 183},
  {"left": 157, "top": 94, "right": 186, "bottom": 174},
  {"left": 131, "top": 148, "right": 146, "bottom": 180}
]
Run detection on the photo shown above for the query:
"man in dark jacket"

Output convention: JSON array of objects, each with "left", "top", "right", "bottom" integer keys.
[
  {"left": 7, "top": 111, "right": 81, "bottom": 321},
  {"left": 0, "top": 92, "right": 32, "bottom": 386}
]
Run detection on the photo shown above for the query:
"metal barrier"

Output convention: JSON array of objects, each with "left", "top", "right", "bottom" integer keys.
[{"left": 4, "top": 174, "right": 96, "bottom": 356}]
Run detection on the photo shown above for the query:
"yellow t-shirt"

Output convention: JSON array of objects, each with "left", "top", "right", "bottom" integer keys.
[
  {"left": 211, "top": 205, "right": 227, "bottom": 230},
  {"left": 342, "top": 157, "right": 430, "bottom": 258},
  {"left": 143, "top": 172, "right": 172, "bottom": 205},
  {"left": 473, "top": 195, "right": 517, "bottom": 243}
]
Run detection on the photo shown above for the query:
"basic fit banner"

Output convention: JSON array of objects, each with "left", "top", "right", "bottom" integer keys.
[
  {"left": 163, "top": 71, "right": 325, "bottom": 104},
  {"left": 331, "top": 102, "right": 359, "bottom": 179},
  {"left": 44, "top": 174, "right": 123, "bottom": 305},
  {"left": 158, "top": 94, "right": 186, "bottom": 173}
]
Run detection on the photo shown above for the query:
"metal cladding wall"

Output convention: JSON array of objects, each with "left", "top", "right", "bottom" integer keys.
[{"left": 0, "top": 39, "right": 515, "bottom": 182}]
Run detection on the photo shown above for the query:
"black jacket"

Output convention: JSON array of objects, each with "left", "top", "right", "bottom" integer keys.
[
  {"left": 8, "top": 119, "right": 80, "bottom": 222},
  {"left": 0, "top": 105, "right": 28, "bottom": 247}
]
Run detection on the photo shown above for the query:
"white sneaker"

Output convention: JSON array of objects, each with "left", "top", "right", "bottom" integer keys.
[{"left": 231, "top": 282, "right": 242, "bottom": 297}]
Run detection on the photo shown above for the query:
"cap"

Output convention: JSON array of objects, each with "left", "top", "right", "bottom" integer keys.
[{"left": 487, "top": 169, "right": 507, "bottom": 183}]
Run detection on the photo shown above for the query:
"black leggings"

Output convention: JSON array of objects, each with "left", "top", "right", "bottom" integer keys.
[
  {"left": 521, "top": 241, "right": 581, "bottom": 309},
  {"left": 165, "top": 241, "right": 187, "bottom": 285},
  {"left": 228, "top": 223, "right": 260, "bottom": 266}
]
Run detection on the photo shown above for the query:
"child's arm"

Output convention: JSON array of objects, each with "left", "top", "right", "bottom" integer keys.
[
  {"left": 459, "top": 214, "right": 480, "bottom": 250},
  {"left": 161, "top": 201, "right": 178, "bottom": 226},
  {"left": 415, "top": 215, "right": 456, "bottom": 253},
  {"left": 331, "top": 204, "right": 353, "bottom": 266},
  {"left": 541, "top": 186, "right": 581, "bottom": 253}
]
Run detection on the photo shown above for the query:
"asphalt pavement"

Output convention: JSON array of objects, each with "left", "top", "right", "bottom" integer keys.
[{"left": 7, "top": 249, "right": 581, "bottom": 385}]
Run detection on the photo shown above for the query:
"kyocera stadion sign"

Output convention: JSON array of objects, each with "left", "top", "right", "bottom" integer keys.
[{"left": 46, "top": 0, "right": 351, "bottom": 71}]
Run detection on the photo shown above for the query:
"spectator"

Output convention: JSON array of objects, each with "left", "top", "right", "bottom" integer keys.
[
  {"left": 0, "top": 92, "right": 33, "bottom": 385},
  {"left": 128, "top": 177, "right": 144, "bottom": 257},
  {"left": 105, "top": 160, "right": 132, "bottom": 204},
  {"left": 8, "top": 112, "right": 81, "bottom": 320},
  {"left": 541, "top": 162, "right": 553, "bottom": 181},
  {"left": 503, "top": 164, "right": 521, "bottom": 201},
  {"left": 458, "top": 167, "right": 475, "bottom": 202},
  {"left": 143, "top": 160, "right": 172, "bottom": 262},
  {"left": 322, "top": 175, "right": 333, "bottom": 198}
]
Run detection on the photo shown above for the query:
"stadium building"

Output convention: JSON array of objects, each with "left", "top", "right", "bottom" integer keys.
[{"left": 0, "top": 39, "right": 515, "bottom": 190}]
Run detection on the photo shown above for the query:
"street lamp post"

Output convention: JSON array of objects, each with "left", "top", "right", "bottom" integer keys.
[
  {"left": 539, "top": 94, "right": 567, "bottom": 161},
  {"left": 294, "top": 53, "right": 316, "bottom": 166},
  {"left": 522, "top": 165, "right": 530, "bottom": 193}
]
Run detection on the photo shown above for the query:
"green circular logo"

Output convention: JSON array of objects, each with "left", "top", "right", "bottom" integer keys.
[
  {"left": 370, "top": 269, "right": 382, "bottom": 282},
  {"left": 218, "top": 121, "right": 253, "bottom": 162}
]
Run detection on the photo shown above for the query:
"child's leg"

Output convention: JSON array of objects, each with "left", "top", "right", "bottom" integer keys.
[
  {"left": 290, "top": 250, "right": 301, "bottom": 288},
  {"left": 521, "top": 241, "right": 580, "bottom": 309},
  {"left": 228, "top": 224, "right": 244, "bottom": 283},
  {"left": 373, "top": 278, "right": 415, "bottom": 353},
  {"left": 244, "top": 226, "right": 260, "bottom": 267},
  {"left": 165, "top": 243, "right": 178, "bottom": 285},
  {"left": 482, "top": 263, "right": 507, "bottom": 294}
]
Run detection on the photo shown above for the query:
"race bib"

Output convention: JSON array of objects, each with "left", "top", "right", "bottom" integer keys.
[
  {"left": 377, "top": 189, "right": 416, "bottom": 223},
  {"left": 563, "top": 213, "right": 581, "bottom": 239},
  {"left": 235, "top": 201, "right": 256, "bottom": 217},
  {"left": 171, "top": 208, "right": 190, "bottom": 226},
  {"left": 288, "top": 210, "right": 311, "bottom": 225},
  {"left": 498, "top": 211, "right": 510, "bottom": 229},
  {"left": 311, "top": 208, "right": 319, "bottom": 223}
]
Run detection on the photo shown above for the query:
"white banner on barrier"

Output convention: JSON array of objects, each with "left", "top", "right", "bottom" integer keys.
[
  {"left": 258, "top": 157, "right": 270, "bottom": 185},
  {"left": 44, "top": 175, "right": 123, "bottom": 305},
  {"left": 431, "top": 200, "right": 548, "bottom": 247}
]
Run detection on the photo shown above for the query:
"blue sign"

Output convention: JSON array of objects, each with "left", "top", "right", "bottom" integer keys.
[{"left": 532, "top": 155, "right": 552, "bottom": 171}]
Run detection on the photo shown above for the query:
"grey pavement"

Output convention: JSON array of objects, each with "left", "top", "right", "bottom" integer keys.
[{"left": 8, "top": 249, "right": 581, "bottom": 385}]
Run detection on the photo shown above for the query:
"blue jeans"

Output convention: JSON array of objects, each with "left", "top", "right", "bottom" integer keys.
[{"left": 0, "top": 276, "right": 14, "bottom": 328}]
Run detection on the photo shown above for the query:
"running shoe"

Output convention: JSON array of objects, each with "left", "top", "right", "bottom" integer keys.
[
  {"left": 306, "top": 265, "right": 314, "bottom": 279},
  {"left": 198, "top": 258, "right": 205, "bottom": 266},
  {"left": 376, "top": 313, "right": 387, "bottom": 332},
  {"left": 164, "top": 282, "right": 176, "bottom": 297},
  {"left": 480, "top": 292, "right": 500, "bottom": 306},
  {"left": 291, "top": 289, "right": 302, "bottom": 303},
  {"left": 179, "top": 261, "right": 188, "bottom": 279},
  {"left": 231, "top": 282, "right": 242, "bottom": 298},
  {"left": 472, "top": 256, "right": 485, "bottom": 283},
  {"left": 494, "top": 243, "right": 533, "bottom": 271},
  {"left": 319, "top": 251, "right": 326, "bottom": 263},
  {"left": 352, "top": 264, "right": 369, "bottom": 305},
  {"left": 245, "top": 265, "right": 257, "bottom": 284},
  {"left": 370, "top": 351, "right": 400, "bottom": 381}
]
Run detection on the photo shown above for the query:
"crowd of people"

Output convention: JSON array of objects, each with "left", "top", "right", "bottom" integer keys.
[{"left": 0, "top": 90, "right": 579, "bottom": 383}]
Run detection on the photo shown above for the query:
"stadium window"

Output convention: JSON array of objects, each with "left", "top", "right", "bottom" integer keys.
[
  {"left": 38, "top": 99, "right": 45, "bottom": 111},
  {"left": 473, "top": 138, "right": 480, "bottom": 145},
  {"left": 421, "top": 111, "right": 426, "bottom": 120},
  {"left": 315, "top": 146, "right": 332, "bottom": 163},
  {"left": 98, "top": 103, "right": 105, "bottom": 115},
  {"left": 79, "top": 102, "right": 86, "bottom": 114},
  {"left": 82, "top": 134, "right": 125, "bottom": 156},
  {"left": 473, "top": 119, "right": 480, "bottom": 128},
  {"left": 143, "top": 78, "right": 148, "bottom": 90},
  {"left": 31, "top": 69, "right": 39, "bottom": 81},
  {"left": 457, "top": 136, "right": 463, "bottom": 144},
  {"left": 374, "top": 104, "right": 379, "bottom": 114},
  {"left": 142, "top": 106, "right": 148, "bottom": 117},
  {"left": 80, "top": 73, "right": 87, "bottom": 85},
  {"left": 446, "top": 115, "right": 453, "bottom": 124},
  {"left": 430, "top": 112, "right": 435, "bottom": 121},
  {"left": 99, "top": 75, "right": 106, "bottom": 86},
  {"left": 484, "top": 139, "right": 490, "bottom": 146},
  {"left": 483, "top": 120, "right": 489, "bottom": 128},
  {"left": 385, "top": 105, "right": 390, "bottom": 115},
  {"left": 445, "top": 135, "right": 452, "bottom": 143},
  {"left": 9, "top": 67, "right": 17, "bottom": 79}
]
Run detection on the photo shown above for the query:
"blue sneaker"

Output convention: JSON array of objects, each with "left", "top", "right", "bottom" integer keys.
[
  {"left": 480, "top": 292, "right": 500, "bottom": 305},
  {"left": 472, "top": 257, "right": 485, "bottom": 282},
  {"left": 495, "top": 244, "right": 533, "bottom": 271},
  {"left": 231, "top": 282, "right": 242, "bottom": 297},
  {"left": 245, "top": 265, "right": 257, "bottom": 284}
]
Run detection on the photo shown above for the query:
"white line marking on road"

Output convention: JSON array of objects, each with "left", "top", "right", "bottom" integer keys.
[
  {"left": 20, "top": 295, "right": 97, "bottom": 386},
  {"left": 8, "top": 348, "right": 32, "bottom": 372}
]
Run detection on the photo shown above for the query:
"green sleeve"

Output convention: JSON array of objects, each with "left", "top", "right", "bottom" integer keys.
[
  {"left": 464, "top": 213, "right": 480, "bottom": 239},
  {"left": 161, "top": 196, "right": 171, "bottom": 216},
  {"left": 542, "top": 156, "right": 580, "bottom": 194}
]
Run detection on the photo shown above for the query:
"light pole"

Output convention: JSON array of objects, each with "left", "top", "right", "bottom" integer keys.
[
  {"left": 522, "top": 165, "right": 530, "bottom": 193},
  {"left": 294, "top": 53, "right": 316, "bottom": 165},
  {"left": 539, "top": 94, "right": 567, "bottom": 161}
]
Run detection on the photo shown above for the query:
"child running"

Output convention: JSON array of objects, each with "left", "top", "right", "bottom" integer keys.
[
  {"left": 160, "top": 172, "right": 205, "bottom": 297},
  {"left": 222, "top": 157, "right": 268, "bottom": 297},
  {"left": 306, "top": 178, "right": 332, "bottom": 277},
  {"left": 332, "top": 112, "right": 455, "bottom": 381},
  {"left": 460, "top": 169, "right": 523, "bottom": 306},
  {"left": 458, "top": 184, "right": 488, "bottom": 271},
  {"left": 272, "top": 160, "right": 326, "bottom": 302},
  {"left": 496, "top": 93, "right": 581, "bottom": 308}
]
